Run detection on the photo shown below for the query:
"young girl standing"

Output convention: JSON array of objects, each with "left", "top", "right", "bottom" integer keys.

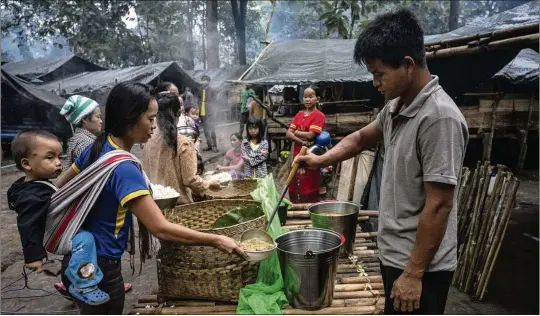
[
  {"left": 286, "top": 86, "right": 326, "bottom": 203},
  {"left": 241, "top": 117, "right": 268, "bottom": 178},
  {"left": 216, "top": 133, "right": 244, "bottom": 179}
]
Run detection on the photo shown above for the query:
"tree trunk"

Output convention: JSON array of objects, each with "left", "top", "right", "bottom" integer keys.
[
  {"left": 206, "top": 0, "right": 219, "bottom": 69},
  {"left": 186, "top": 0, "right": 195, "bottom": 69},
  {"left": 449, "top": 0, "right": 460, "bottom": 31},
  {"left": 201, "top": 1, "right": 207, "bottom": 69},
  {"left": 231, "top": 0, "right": 247, "bottom": 65}
]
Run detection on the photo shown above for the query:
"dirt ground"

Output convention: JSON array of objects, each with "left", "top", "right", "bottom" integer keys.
[{"left": 1, "top": 140, "right": 538, "bottom": 314}]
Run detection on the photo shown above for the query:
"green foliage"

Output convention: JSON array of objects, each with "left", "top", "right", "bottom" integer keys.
[{"left": 1, "top": 0, "right": 532, "bottom": 67}]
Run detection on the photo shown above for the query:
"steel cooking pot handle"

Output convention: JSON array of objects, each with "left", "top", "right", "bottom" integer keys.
[{"left": 304, "top": 250, "right": 315, "bottom": 259}]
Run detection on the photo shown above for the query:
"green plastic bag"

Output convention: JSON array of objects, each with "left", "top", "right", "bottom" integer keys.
[{"left": 237, "top": 174, "right": 291, "bottom": 314}]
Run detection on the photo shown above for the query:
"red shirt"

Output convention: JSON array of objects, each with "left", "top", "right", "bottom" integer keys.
[{"left": 289, "top": 109, "right": 326, "bottom": 157}]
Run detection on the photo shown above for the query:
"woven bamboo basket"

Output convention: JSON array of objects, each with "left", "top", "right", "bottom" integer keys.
[
  {"left": 157, "top": 199, "right": 266, "bottom": 302},
  {"left": 204, "top": 179, "right": 258, "bottom": 200}
]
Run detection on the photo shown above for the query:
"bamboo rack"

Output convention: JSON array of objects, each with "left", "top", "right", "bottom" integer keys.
[
  {"left": 453, "top": 161, "right": 520, "bottom": 301},
  {"left": 132, "top": 210, "right": 382, "bottom": 315}
]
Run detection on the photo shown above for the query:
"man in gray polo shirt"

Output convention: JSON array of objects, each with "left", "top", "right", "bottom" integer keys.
[{"left": 297, "top": 8, "right": 468, "bottom": 315}]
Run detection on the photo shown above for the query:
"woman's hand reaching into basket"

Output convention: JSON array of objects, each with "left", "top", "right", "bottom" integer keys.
[{"left": 214, "top": 235, "right": 247, "bottom": 259}]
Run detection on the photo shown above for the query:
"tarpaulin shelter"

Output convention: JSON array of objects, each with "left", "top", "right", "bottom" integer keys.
[
  {"left": 492, "top": 48, "right": 538, "bottom": 86},
  {"left": 1, "top": 69, "right": 72, "bottom": 143},
  {"left": 238, "top": 1, "right": 538, "bottom": 98},
  {"left": 2, "top": 54, "right": 105, "bottom": 83},
  {"left": 41, "top": 61, "right": 200, "bottom": 105}
]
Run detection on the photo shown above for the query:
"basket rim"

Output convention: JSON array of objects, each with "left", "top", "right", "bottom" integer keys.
[{"left": 173, "top": 199, "right": 266, "bottom": 233}]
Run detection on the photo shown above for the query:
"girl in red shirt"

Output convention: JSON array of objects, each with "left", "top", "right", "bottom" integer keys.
[{"left": 286, "top": 86, "right": 326, "bottom": 203}]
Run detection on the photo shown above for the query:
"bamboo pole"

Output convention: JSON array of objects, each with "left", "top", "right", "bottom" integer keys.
[
  {"left": 477, "top": 170, "right": 506, "bottom": 267},
  {"left": 464, "top": 163, "right": 492, "bottom": 293},
  {"left": 336, "top": 275, "right": 383, "bottom": 284},
  {"left": 469, "top": 166, "right": 504, "bottom": 284},
  {"left": 334, "top": 283, "right": 384, "bottom": 291},
  {"left": 516, "top": 93, "right": 536, "bottom": 173},
  {"left": 139, "top": 295, "right": 158, "bottom": 303},
  {"left": 283, "top": 306, "right": 377, "bottom": 314},
  {"left": 424, "top": 23, "right": 539, "bottom": 49},
  {"left": 289, "top": 203, "right": 313, "bottom": 211},
  {"left": 287, "top": 210, "right": 379, "bottom": 218},
  {"left": 458, "top": 163, "right": 486, "bottom": 289},
  {"left": 330, "top": 298, "right": 382, "bottom": 307},
  {"left": 354, "top": 246, "right": 368, "bottom": 251},
  {"left": 134, "top": 304, "right": 238, "bottom": 315},
  {"left": 484, "top": 96, "right": 502, "bottom": 162},
  {"left": 355, "top": 242, "right": 377, "bottom": 248},
  {"left": 459, "top": 162, "right": 480, "bottom": 238},
  {"left": 476, "top": 177, "right": 519, "bottom": 301},
  {"left": 426, "top": 33, "right": 539, "bottom": 59},
  {"left": 457, "top": 163, "right": 484, "bottom": 286},
  {"left": 333, "top": 290, "right": 383, "bottom": 299}
]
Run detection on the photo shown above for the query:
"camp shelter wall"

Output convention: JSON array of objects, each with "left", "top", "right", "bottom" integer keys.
[
  {"left": 1, "top": 69, "right": 72, "bottom": 145},
  {"left": 41, "top": 62, "right": 200, "bottom": 105},
  {"left": 2, "top": 54, "right": 105, "bottom": 83}
]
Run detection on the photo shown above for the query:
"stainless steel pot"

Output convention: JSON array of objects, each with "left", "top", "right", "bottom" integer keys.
[
  {"left": 308, "top": 201, "right": 360, "bottom": 258},
  {"left": 276, "top": 229, "right": 342, "bottom": 310}
]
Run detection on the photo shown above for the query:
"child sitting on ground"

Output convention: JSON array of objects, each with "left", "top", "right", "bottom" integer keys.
[
  {"left": 216, "top": 133, "right": 244, "bottom": 179},
  {"left": 7, "top": 130, "right": 110, "bottom": 306}
]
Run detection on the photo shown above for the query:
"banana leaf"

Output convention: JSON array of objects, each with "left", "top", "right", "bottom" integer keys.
[{"left": 211, "top": 204, "right": 264, "bottom": 229}]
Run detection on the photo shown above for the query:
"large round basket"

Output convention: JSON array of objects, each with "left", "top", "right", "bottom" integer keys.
[
  {"left": 204, "top": 179, "right": 258, "bottom": 200},
  {"left": 157, "top": 199, "right": 266, "bottom": 303}
]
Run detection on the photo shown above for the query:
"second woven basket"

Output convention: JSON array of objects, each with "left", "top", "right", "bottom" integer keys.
[{"left": 157, "top": 199, "right": 266, "bottom": 302}]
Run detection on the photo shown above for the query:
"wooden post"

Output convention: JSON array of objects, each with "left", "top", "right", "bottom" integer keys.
[
  {"left": 483, "top": 94, "right": 502, "bottom": 162},
  {"left": 516, "top": 93, "right": 536, "bottom": 173}
]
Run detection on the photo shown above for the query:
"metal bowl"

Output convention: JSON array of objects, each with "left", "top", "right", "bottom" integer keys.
[
  {"left": 154, "top": 196, "right": 179, "bottom": 210},
  {"left": 240, "top": 228, "right": 277, "bottom": 262}
]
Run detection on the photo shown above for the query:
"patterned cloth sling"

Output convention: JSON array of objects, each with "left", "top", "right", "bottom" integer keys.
[{"left": 44, "top": 150, "right": 151, "bottom": 255}]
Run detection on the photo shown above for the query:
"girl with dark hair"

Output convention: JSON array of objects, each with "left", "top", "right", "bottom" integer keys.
[
  {"left": 216, "top": 132, "right": 244, "bottom": 179},
  {"left": 241, "top": 117, "right": 268, "bottom": 178},
  {"left": 285, "top": 85, "right": 326, "bottom": 203},
  {"left": 55, "top": 82, "right": 243, "bottom": 314},
  {"left": 142, "top": 92, "right": 220, "bottom": 205}
]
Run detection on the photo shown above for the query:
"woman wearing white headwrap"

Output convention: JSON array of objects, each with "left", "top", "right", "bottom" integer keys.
[{"left": 60, "top": 95, "right": 102, "bottom": 169}]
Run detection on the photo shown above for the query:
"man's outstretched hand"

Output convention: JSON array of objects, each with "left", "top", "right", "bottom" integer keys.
[{"left": 294, "top": 152, "right": 326, "bottom": 169}]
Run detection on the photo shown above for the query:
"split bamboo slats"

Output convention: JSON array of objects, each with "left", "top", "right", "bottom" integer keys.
[
  {"left": 131, "top": 205, "right": 383, "bottom": 315},
  {"left": 453, "top": 161, "right": 520, "bottom": 301}
]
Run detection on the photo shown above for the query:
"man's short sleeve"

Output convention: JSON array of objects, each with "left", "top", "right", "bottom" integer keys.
[
  {"left": 110, "top": 162, "right": 150, "bottom": 207},
  {"left": 419, "top": 117, "right": 467, "bottom": 186},
  {"left": 375, "top": 104, "right": 389, "bottom": 133},
  {"left": 308, "top": 112, "right": 325, "bottom": 134},
  {"left": 72, "top": 145, "right": 92, "bottom": 174}
]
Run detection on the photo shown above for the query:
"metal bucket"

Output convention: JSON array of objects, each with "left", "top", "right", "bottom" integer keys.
[
  {"left": 276, "top": 229, "right": 342, "bottom": 310},
  {"left": 308, "top": 201, "right": 360, "bottom": 258}
]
